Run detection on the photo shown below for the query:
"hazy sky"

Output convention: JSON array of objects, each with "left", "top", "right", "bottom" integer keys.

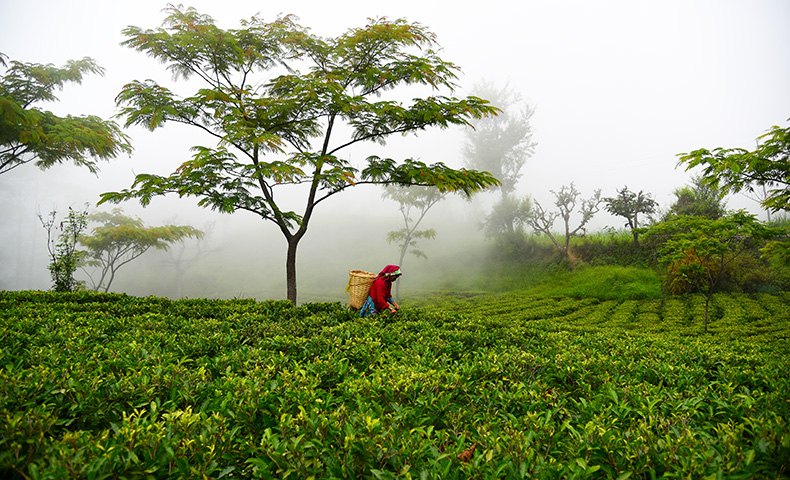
[
  {"left": 2, "top": 0, "right": 790, "bottom": 293},
  {"left": 2, "top": 0, "right": 788, "bottom": 212}
]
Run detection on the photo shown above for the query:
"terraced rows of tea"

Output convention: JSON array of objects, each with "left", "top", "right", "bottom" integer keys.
[
  {"left": 2, "top": 290, "right": 789, "bottom": 479},
  {"left": 419, "top": 291, "right": 790, "bottom": 340}
]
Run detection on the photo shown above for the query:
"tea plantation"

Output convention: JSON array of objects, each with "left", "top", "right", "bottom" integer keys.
[{"left": 2, "top": 290, "right": 789, "bottom": 479}]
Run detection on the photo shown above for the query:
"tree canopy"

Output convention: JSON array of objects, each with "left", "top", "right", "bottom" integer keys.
[
  {"left": 604, "top": 186, "right": 658, "bottom": 245},
  {"left": 461, "top": 81, "right": 535, "bottom": 241},
  {"left": 678, "top": 122, "right": 790, "bottom": 264},
  {"left": 80, "top": 209, "right": 202, "bottom": 292},
  {"left": 99, "top": 6, "right": 501, "bottom": 303},
  {"left": 0, "top": 53, "right": 132, "bottom": 175},
  {"left": 461, "top": 80, "right": 536, "bottom": 195},
  {"left": 678, "top": 121, "right": 790, "bottom": 214}
]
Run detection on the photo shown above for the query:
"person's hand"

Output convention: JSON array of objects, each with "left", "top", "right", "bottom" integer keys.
[{"left": 388, "top": 305, "right": 397, "bottom": 314}]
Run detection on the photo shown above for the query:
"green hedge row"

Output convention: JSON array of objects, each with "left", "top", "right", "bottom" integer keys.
[{"left": 2, "top": 290, "right": 789, "bottom": 479}]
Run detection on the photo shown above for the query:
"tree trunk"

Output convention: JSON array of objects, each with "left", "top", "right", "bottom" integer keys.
[
  {"left": 286, "top": 237, "right": 299, "bottom": 304},
  {"left": 396, "top": 244, "right": 408, "bottom": 301},
  {"left": 103, "top": 267, "right": 116, "bottom": 292},
  {"left": 704, "top": 293, "right": 711, "bottom": 334}
]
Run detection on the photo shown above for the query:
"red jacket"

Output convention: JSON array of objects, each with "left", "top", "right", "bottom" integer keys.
[{"left": 369, "top": 277, "right": 393, "bottom": 311}]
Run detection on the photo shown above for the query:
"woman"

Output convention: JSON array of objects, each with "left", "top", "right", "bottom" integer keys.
[{"left": 359, "top": 265, "right": 401, "bottom": 317}]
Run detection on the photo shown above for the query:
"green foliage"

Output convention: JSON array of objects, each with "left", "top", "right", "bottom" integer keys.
[
  {"left": 481, "top": 193, "right": 534, "bottom": 238},
  {"left": 383, "top": 185, "right": 444, "bottom": 262},
  {"left": 461, "top": 81, "right": 535, "bottom": 241},
  {"left": 679, "top": 120, "right": 790, "bottom": 214},
  {"left": 80, "top": 209, "right": 202, "bottom": 292},
  {"left": 643, "top": 211, "right": 780, "bottom": 332},
  {"left": 645, "top": 212, "right": 777, "bottom": 295},
  {"left": 0, "top": 53, "right": 132, "bottom": 175},
  {"left": 37, "top": 206, "right": 89, "bottom": 292},
  {"left": 383, "top": 185, "right": 446, "bottom": 300},
  {"left": 666, "top": 176, "right": 728, "bottom": 220},
  {"left": 98, "top": 6, "right": 500, "bottom": 303},
  {"left": 570, "top": 229, "right": 651, "bottom": 267},
  {"left": 523, "top": 264, "right": 661, "bottom": 300},
  {"left": 2, "top": 291, "right": 789, "bottom": 478},
  {"left": 461, "top": 80, "right": 536, "bottom": 195},
  {"left": 603, "top": 186, "right": 658, "bottom": 245}
]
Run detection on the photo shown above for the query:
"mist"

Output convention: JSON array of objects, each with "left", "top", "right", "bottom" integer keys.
[{"left": 1, "top": 0, "right": 788, "bottom": 301}]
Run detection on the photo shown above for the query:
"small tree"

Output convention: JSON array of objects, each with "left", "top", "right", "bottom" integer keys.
[
  {"left": 80, "top": 209, "right": 202, "bottom": 292},
  {"left": 604, "top": 186, "right": 658, "bottom": 246},
  {"left": 383, "top": 185, "right": 445, "bottom": 299},
  {"left": 643, "top": 211, "right": 776, "bottom": 333},
  {"left": 163, "top": 221, "right": 216, "bottom": 298},
  {"left": 98, "top": 6, "right": 500, "bottom": 304},
  {"left": 0, "top": 53, "right": 132, "bottom": 175},
  {"left": 526, "top": 183, "right": 601, "bottom": 262},
  {"left": 38, "top": 206, "right": 89, "bottom": 292},
  {"left": 480, "top": 194, "right": 533, "bottom": 238}
]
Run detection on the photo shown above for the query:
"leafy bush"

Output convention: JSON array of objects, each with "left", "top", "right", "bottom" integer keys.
[
  {"left": 569, "top": 230, "right": 651, "bottom": 267},
  {"left": 487, "top": 232, "right": 557, "bottom": 263},
  {"left": 2, "top": 291, "right": 789, "bottom": 479}
]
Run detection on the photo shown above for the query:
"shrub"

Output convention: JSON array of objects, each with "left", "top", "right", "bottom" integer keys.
[
  {"left": 2, "top": 291, "right": 789, "bottom": 478},
  {"left": 570, "top": 229, "right": 650, "bottom": 267}
]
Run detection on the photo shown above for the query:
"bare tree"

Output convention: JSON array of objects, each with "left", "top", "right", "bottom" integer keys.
[
  {"left": 163, "top": 221, "right": 217, "bottom": 298},
  {"left": 527, "top": 183, "right": 602, "bottom": 262}
]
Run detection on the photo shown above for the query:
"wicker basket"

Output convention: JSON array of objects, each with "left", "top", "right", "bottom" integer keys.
[{"left": 347, "top": 270, "right": 376, "bottom": 309}]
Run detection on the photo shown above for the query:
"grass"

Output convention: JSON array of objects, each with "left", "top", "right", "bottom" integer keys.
[
  {"left": 520, "top": 264, "right": 661, "bottom": 300},
  {"left": 413, "top": 259, "right": 661, "bottom": 303}
]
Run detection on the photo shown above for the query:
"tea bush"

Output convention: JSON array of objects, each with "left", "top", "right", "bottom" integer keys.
[{"left": 1, "top": 290, "right": 789, "bottom": 479}]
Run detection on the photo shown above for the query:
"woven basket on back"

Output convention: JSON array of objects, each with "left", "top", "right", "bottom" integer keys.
[{"left": 347, "top": 270, "right": 376, "bottom": 309}]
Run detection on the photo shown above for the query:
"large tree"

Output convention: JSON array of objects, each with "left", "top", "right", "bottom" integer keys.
[
  {"left": 0, "top": 53, "right": 131, "bottom": 175},
  {"left": 461, "top": 81, "right": 536, "bottom": 238},
  {"left": 678, "top": 120, "right": 789, "bottom": 213},
  {"left": 462, "top": 80, "right": 536, "bottom": 195},
  {"left": 99, "top": 6, "right": 500, "bottom": 303}
]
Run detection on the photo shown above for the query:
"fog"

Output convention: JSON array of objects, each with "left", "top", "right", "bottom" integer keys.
[{"left": 1, "top": 0, "right": 789, "bottom": 301}]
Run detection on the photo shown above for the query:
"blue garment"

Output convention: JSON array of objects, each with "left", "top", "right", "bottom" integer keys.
[
  {"left": 359, "top": 295, "right": 394, "bottom": 317},
  {"left": 359, "top": 296, "right": 377, "bottom": 317}
]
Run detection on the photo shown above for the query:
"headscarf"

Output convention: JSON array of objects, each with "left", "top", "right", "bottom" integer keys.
[{"left": 377, "top": 265, "right": 402, "bottom": 279}]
